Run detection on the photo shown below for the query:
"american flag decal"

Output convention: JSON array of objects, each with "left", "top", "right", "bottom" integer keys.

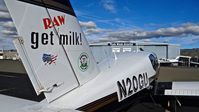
[{"left": 42, "top": 54, "right": 58, "bottom": 65}]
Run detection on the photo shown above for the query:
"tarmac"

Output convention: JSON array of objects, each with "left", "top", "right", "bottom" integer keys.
[
  {"left": 0, "top": 64, "right": 199, "bottom": 112},
  {"left": 0, "top": 59, "right": 26, "bottom": 74},
  {"left": 158, "top": 67, "right": 199, "bottom": 82}
]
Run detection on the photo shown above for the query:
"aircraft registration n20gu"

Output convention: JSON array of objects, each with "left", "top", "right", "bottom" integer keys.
[{"left": 2, "top": 0, "right": 159, "bottom": 111}]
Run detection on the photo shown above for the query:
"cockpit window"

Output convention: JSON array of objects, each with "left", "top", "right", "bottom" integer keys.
[{"left": 149, "top": 54, "right": 159, "bottom": 71}]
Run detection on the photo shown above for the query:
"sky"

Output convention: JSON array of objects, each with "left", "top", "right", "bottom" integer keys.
[{"left": 0, "top": 0, "right": 199, "bottom": 49}]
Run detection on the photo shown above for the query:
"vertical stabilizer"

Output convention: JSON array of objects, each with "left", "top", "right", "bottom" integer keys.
[{"left": 5, "top": 0, "right": 100, "bottom": 102}]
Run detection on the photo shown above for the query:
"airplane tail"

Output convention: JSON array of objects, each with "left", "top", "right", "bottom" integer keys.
[{"left": 5, "top": 0, "right": 100, "bottom": 102}]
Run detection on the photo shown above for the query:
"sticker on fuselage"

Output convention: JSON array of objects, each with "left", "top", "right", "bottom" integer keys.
[
  {"left": 78, "top": 52, "right": 89, "bottom": 72},
  {"left": 42, "top": 53, "right": 58, "bottom": 65},
  {"left": 116, "top": 72, "right": 149, "bottom": 102},
  {"left": 30, "top": 15, "right": 83, "bottom": 49}
]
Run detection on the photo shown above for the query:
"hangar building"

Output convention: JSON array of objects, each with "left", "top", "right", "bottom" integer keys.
[{"left": 90, "top": 41, "right": 180, "bottom": 63}]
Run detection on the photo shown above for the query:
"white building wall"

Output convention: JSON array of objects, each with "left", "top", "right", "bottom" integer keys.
[
  {"left": 168, "top": 45, "right": 180, "bottom": 59},
  {"left": 90, "top": 42, "right": 180, "bottom": 61},
  {"left": 142, "top": 46, "right": 167, "bottom": 59}
]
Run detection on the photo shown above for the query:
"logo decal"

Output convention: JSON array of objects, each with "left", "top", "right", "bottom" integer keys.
[
  {"left": 78, "top": 53, "right": 89, "bottom": 72},
  {"left": 42, "top": 53, "right": 58, "bottom": 65},
  {"left": 43, "top": 15, "right": 65, "bottom": 30}
]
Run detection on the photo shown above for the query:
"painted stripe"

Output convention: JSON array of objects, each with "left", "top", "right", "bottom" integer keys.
[{"left": 18, "top": 0, "right": 76, "bottom": 17}]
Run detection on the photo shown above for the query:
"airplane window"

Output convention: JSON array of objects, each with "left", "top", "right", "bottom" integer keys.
[{"left": 149, "top": 54, "right": 159, "bottom": 71}]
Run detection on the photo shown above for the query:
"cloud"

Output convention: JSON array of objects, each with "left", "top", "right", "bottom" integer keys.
[
  {"left": 0, "top": 21, "right": 17, "bottom": 38},
  {"left": 1, "top": 29, "right": 17, "bottom": 36},
  {"left": 0, "top": 38, "right": 3, "bottom": 42},
  {"left": 0, "top": 5, "right": 8, "bottom": 12},
  {"left": 80, "top": 21, "right": 108, "bottom": 36},
  {"left": 85, "top": 28, "right": 107, "bottom": 35},
  {"left": 141, "top": 39, "right": 152, "bottom": 42},
  {"left": 0, "top": 11, "right": 10, "bottom": 19},
  {"left": 101, "top": 23, "right": 199, "bottom": 41},
  {"left": 2, "top": 21, "right": 15, "bottom": 28},
  {"left": 0, "top": 38, "right": 15, "bottom": 50},
  {"left": 193, "top": 37, "right": 199, "bottom": 42},
  {"left": 79, "top": 21, "right": 97, "bottom": 29},
  {"left": 101, "top": 0, "right": 117, "bottom": 13},
  {"left": 0, "top": 1, "right": 11, "bottom": 21},
  {"left": 0, "top": 0, "right": 8, "bottom": 12}
]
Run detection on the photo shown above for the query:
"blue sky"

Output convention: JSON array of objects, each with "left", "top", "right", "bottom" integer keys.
[
  {"left": 0, "top": 0, "right": 199, "bottom": 49},
  {"left": 72, "top": 0, "right": 199, "bottom": 29},
  {"left": 70, "top": 0, "right": 199, "bottom": 48}
]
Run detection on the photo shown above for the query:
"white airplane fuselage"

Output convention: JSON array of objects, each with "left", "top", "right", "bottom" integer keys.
[{"left": 44, "top": 52, "right": 158, "bottom": 111}]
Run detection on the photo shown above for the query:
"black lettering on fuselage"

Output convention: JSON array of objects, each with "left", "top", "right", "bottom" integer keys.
[
  {"left": 50, "top": 31, "right": 54, "bottom": 45},
  {"left": 117, "top": 72, "right": 149, "bottom": 101},
  {"left": 75, "top": 32, "right": 80, "bottom": 45},
  {"left": 132, "top": 76, "right": 138, "bottom": 92},
  {"left": 80, "top": 33, "right": 82, "bottom": 45},
  {"left": 144, "top": 72, "right": 148, "bottom": 86},
  {"left": 69, "top": 31, "right": 72, "bottom": 45},
  {"left": 72, "top": 32, "right": 75, "bottom": 45},
  {"left": 59, "top": 34, "right": 68, "bottom": 45},
  {"left": 126, "top": 78, "right": 133, "bottom": 96},
  {"left": 31, "top": 32, "right": 39, "bottom": 49},
  {"left": 59, "top": 31, "right": 82, "bottom": 45},
  {"left": 117, "top": 80, "right": 127, "bottom": 100},
  {"left": 138, "top": 74, "right": 144, "bottom": 89},
  {"left": 31, "top": 31, "right": 54, "bottom": 49},
  {"left": 30, "top": 31, "right": 83, "bottom": 49},
  {"left": 41, "top": 33, "right": 48, "bottom": 45}
]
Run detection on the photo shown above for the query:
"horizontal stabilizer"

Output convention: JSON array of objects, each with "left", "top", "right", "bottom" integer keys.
[{"left": 0, "top": 94, "right": 36, "bottom": 112}]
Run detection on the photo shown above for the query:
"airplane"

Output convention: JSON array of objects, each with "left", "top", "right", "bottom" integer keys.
[
  {"left": 1, "top": 0, "right": 159, "bottom": 111},
  {"left": 159, "top": 55, "right": 199, "bottom": 67}
]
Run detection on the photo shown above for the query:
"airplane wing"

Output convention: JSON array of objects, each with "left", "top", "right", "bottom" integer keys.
[
  {"left": 164, "top": 82, "right": 199, "bottom": 96},
  {"left": 0, "top": 94, "right": 36, "bottom": 112},
  {"left": 0, "top": 94, "right": 82, "bottom": 112}
]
